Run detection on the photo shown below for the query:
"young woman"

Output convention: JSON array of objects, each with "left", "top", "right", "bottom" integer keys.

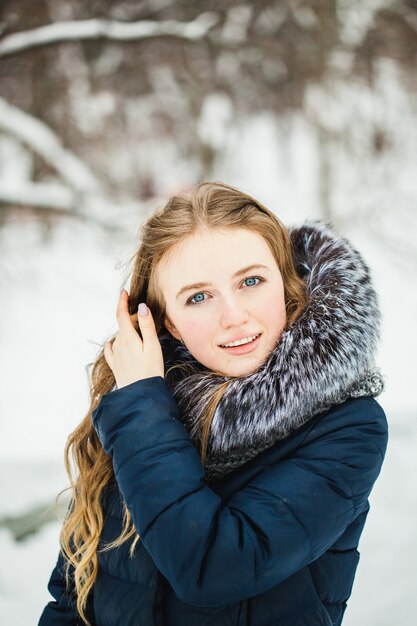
[{"left": 39, "top": 181, "right": 388, "bottom": 626}]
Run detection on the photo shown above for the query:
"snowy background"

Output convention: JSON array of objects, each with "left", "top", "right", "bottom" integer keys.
[{"left": 0, "top": 2, "right": 416, "bottom": 625}]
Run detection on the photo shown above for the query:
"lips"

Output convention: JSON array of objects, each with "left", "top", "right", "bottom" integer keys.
[
  {"left": 219, "top": 333, "right": 262, "bottom": 355},
  {"left": 219, "top": 333, "right": 262, "bottom": 347}
]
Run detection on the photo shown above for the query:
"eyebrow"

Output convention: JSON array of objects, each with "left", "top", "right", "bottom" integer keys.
[{"left": 176, "top": 264, "right": 271, "bottom": 299}]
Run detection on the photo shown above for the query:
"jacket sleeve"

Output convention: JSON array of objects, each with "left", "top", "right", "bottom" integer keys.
[
  {"left": 38, "top": 550, "right": 95, "bottom": 625},
  {"left": 92, "top": 375, "right": 388, "bottom": 608}
]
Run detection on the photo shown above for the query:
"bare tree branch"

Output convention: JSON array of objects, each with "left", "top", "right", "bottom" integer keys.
[
  {"left": 0, "top": 181, "right": 137, "bottom": 236},
  {"left": 0, "top": 96, "right": 101, "bottom": 194},
  {"left": 0, "top": 98, "right": 151, "bottom": 231},
  {"left": 0, "top": 13, "right": 220, "bottom": 58},
  {"left": 0, "top": 179, "right": 74, "bottom": 211}
]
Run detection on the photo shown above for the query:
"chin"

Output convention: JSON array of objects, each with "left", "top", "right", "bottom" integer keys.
[{"left": 218, "top": 357, "right": 265, "bottom": 378}]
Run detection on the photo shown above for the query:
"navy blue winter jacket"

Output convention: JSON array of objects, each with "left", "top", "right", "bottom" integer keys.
[{"left": 39, "top": 375, "right": 388, "bottom": 626}]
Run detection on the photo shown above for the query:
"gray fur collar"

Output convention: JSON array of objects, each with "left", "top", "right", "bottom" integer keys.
[{"left": 158, "top": 220, "right": 385, "bottom": 482}]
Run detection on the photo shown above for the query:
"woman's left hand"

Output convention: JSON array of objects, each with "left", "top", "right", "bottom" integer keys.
[{"left": 104, "top": 289, "right": 165, "bottom": 389}]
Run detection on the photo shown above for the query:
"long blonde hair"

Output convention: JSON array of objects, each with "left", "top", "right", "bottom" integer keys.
[{"left": 58, "top": 181, "right": 308, "bottom": 625}]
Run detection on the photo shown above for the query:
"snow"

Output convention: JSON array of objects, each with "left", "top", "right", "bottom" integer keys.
[
  {"left": 0, "top": 179, "right": 74, "bottom": 210},
  {"left": 197, "top": 92, "right": 235, "bottom": 151},
  {"left": 0, "top": 219, "right": 123, "bottom": 462},
  {"left": 0, "top": 459, "right": 68, "bottom": 518},
  {"left": 0, "top": 13, "right": 220, "bottom": 58},
  {"left": 215, "top": 112, "right": 321, "bottom": 220},
  {"left": 336, "top": 0, "right": 391, "bottom": 46},
  {"left": 344, "top": 412, "right": 417, "bottom": 626},
  {"left": 0, "top": 97, "right": 100, "bottom": 194},
  {"left": 0, "top": 522, "right": 62, "bottom": 625}
]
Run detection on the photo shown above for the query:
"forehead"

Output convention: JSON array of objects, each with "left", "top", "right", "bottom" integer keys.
[{"left": 157, "top": 228, "right": 274, "bottom": 288}]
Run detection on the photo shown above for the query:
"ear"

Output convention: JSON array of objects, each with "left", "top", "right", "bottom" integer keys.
[{"left": 164, "top": 315, "right": 181, "bottom": 341}]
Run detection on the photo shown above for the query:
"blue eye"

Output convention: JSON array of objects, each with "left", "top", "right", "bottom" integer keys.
[
  {"left": 189, "top": 292, "right": 207, "bottom": 305},
  {"left": 186, "top": 275, "right": 264, "bottom": 305},
  {"left": 244, "top": 276, "right": 259, "bottom": 287}
]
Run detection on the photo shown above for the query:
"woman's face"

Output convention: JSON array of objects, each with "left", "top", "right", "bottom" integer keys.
[{"left": 157, "top": 227, "right": 287, "bottom": 377}]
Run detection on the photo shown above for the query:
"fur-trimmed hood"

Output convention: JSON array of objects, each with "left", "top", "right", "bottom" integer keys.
[{"left": 158, "top": 220, "right": 385, "bottom": 481}]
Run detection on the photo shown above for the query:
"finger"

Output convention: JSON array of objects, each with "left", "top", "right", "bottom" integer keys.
[
  {"left": 116, "top": 290, "right": 137, "bottom": 336},
  {"left": 137, "top": 303, "right": 158, "bottom": 342}
]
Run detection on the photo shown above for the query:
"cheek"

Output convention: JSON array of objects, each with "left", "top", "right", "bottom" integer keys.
[
  {"left": 263, "top": 287, "right": 287, "bottom": 330},
  {"left": 181, "top": 317, "right": 213, "bottom": 347}
]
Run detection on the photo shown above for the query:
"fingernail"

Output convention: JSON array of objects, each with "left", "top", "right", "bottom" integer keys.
[{"left": 138, "top": 303, "right": 148, "bottom": 317}]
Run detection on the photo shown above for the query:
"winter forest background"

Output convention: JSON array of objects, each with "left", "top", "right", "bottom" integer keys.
[{"left": 0, "top": 1, "right": 416, "bottom": 624}]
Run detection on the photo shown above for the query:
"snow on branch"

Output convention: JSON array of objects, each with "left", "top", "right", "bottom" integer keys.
[
  {"left": 0, "top": 177, "right": 135, "bottom": 234},
  {"left": 0, "top": 97, "right": 100, "bottom": 194},
  {"left": 0, "top": 13, "right": 220, "bottom": 58},
  {"left": 0, "top": 179, "right": 74, "bottom": 211},
  {"left": 0, "top": 98, "right": 147, "bottom": 229}
]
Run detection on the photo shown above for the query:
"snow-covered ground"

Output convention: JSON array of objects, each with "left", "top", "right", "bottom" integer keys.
[
  {"left": 0, "top": 462, "right": 64, "bottom": 624},
  {"left": 344, "top": 409, "right": 417, "bottom": 626},
  {"left": 1, "top": 61, "right": 416, "bottom": 623}
]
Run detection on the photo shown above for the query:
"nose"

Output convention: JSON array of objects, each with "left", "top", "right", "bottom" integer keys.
[{"left": 218, "top": 297, "right": 251, "bottom": 328}]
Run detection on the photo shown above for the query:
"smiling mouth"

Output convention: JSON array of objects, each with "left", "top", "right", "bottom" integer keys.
[
  {"left": 220, "top": 333, "right": 261, "bottom": 347},
  {"left": 219, "top": 333, "right": 262, "bottom": 353}
]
